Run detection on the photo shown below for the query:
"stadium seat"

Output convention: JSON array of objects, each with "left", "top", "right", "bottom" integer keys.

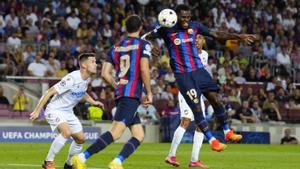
[
  {"left": 278, "top": 103, "right": 289, "bottom": 122},
  {"left": 154, "top": 99, "right": 169, "bottom": 114},
  {"left": 287, "top": 108, "right": 300, "bottom": 123},
  {"left": 0, "top": 104, "right": 10, "bottom": 117}
]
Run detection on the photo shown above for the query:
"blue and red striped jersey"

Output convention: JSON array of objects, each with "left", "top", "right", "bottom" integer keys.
[
  {"left": 150, "top": 21, "right": 211, "bottom": 73},
  {"left": 107, "top": 36, "right": 151, "bottom": 99}
]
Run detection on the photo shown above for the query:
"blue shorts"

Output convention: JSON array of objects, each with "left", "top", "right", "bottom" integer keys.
[
  {"left": 114, "top": 97, "right": 141, "bottom": 127},
  {"left": 175, "top": 68, "right": 219, "bottom": 122}
]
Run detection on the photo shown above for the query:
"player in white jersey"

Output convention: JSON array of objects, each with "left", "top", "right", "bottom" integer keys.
[
  {"left": 30, "top": 53, "right": 103, "bottom": 169},
  {"left": 165, "top": 34, "right": 210, "bottom": 168}
]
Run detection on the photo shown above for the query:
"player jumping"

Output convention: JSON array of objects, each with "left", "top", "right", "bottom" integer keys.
[
  {"left": 72, "top": 15, "right": 152, "bottom": 169},
  {"left": 166, "top": 34, "right": 209, "bottom": 168},
  {"left": 143, "top": 4, "right": 257, "bottom": 152},
  {"left": 30, "top": 53, "right": 103, "bottom": 169}
]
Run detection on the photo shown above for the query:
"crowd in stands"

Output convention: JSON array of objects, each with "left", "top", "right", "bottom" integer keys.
[{"left": 0, "top": 0, "right": 300, "bottom": 124}]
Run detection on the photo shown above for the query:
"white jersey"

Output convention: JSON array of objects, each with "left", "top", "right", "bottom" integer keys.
[
  {"left": 199, "top": 50, "right": 208, "bottom": 67},
  {"left": 178, "top": 92, "right": 205, "bottom": 121},
  {"left": 46, "top": 70, "right": 89, "bottom": 113}
]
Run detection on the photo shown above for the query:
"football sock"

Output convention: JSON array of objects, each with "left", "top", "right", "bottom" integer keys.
[
  {"left": 115, "top": 137, "right": 141, "bottom": 163},
  {"left": 214, "top": 106, "right": 231, "bottom": 134},
  {"left": 197, "top": 120, "right": 214, "bottom": 141},
  {"left": 66, "top": 141, "right": 82, "bottom": 165},
  {"left": 81, "top": 131, "right": 113, "bottom": 161},
  {"left": 191, "top": 131, "right": 204, "bottom": 162},
  {"left": 169, "top": 126, "right": 186, "bottom": 157},
  {"left": 46, "top": 134, "right": 68, "bottom": 161}
]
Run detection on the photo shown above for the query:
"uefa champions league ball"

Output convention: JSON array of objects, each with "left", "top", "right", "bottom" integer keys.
[{"left": 158, "top": 9, "right": 177, "bottom": 28}]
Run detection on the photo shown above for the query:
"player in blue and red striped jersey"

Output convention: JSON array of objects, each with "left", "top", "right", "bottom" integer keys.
[
  {"left": 73, "top": 15, "right": 152, "bottom": 169},
  {"left": 143, "top": 4, "right": 257, "bottom": 155}
]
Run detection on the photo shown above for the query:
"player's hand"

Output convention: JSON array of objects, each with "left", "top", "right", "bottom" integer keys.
[
  {"left": 142, "top": 93, "right": 153, "bottom": 107},
  {"left": 29, "top": 110, "right": 40, "bottom": 121},
  {"left": 239, "top": 34, "right": 258, "bottom": 45},
  {"left": 93, "top": 101, "right": 104, "bottom": 108}
]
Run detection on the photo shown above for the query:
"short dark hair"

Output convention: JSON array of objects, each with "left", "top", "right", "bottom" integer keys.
[
  {"left": 175, "top": 4, "right": 191, "bottom": 14},
  {"left": 78, "top": 53, "right": 95, "bottom": 62},
  {"left": 125, "top": 15, "right": 142, "bottom": 33}
]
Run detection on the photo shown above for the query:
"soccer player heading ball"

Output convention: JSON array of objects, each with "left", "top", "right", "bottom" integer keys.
[{"left": 143, "top": 4, "right": 257, "bottom": 155}]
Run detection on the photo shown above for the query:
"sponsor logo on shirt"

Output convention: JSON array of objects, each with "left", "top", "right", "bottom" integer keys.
[
  {"left": 71, "top": 91, "right": 86, "bottom": 98},
  {"left": 173, "top": 38, "right": 193, "bottom": 45}
]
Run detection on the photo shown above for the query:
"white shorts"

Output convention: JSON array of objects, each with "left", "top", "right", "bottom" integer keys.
[
  {"left": 178, "top": 92, "right": 206, "bottom": 121},
  {"left": 44, "top": 110, "right": 83, "bottom": 134}
]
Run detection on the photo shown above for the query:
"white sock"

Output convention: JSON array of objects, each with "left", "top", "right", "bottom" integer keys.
[
  {"left": 45, "top": 134, "right": 68, "bottom": 161},
  {"left": 168, "top": 126, "right": 186, "bottom": 157},
  {"left": 66, "top": 141, "right": 83, "bottom": 165},
  {"left": 208, "top": 137, "right": 216, "bottom": 144},
  {"left": 78, "top": 153, "right": 87, "bottom": 162},
  {"left": 191, "top": 131, "right": 204, "bottom": 162},
  {"left": 224, "top": 129, "right": 231, "bottom": 135},
  {"left": 113, "top": 158, "right": 122, "bottom": 164}
]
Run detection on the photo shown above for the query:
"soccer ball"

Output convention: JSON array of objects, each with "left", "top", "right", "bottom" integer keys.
[{"left": 158, "top": 9, "right": 177, "bottom": 28}]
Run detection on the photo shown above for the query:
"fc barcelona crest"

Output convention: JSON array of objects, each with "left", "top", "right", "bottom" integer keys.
[
  {"left": 174, "top": 38, "right": 181, "bottom": 45},
  {"left": 188, "top": 29, "right": 193, "bottom": 34}
]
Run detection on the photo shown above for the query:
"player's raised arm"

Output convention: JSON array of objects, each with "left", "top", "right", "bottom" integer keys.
[
  {"left": 209, "top": 31, "right": 258, "bottom": 45},
  {"left": 29, "top": 86, "right": 57, "bottom": 121},
  {"left": 141, "top": 26, "right": 162, "bottom": 41}
]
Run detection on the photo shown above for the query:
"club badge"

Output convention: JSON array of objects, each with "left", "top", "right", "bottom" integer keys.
[{"left": 174, "top": 38, "right": 181, "bottom": 45}]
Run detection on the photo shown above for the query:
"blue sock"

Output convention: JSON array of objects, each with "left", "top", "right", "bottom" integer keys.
[
  {"left": 214, "top": 106, "right": 230, "bottom": 130},
  {"left": 85, "top": 132, "right": 114, "bottom": 159},
  {"left": 117, "top": 137, "right": 140, "bottom": 162},
  {"left": 204, "top": 131, "right": 214, "bottom": 141},
  {"left": 197, "top": 120, "right": 214, "bottom": 140}
]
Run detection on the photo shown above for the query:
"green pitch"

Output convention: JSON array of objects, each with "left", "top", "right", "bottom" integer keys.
[{"left": 0, "top": 143, "right": 299, "bottom": 169}]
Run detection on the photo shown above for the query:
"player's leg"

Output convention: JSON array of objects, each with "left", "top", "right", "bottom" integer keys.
[
  {"left": 110, "top": 123, "right": 144, "bottom": 169},
  {"left": 73, "top": 98, "right": 137, "bottom": 169},
  {"left": 165, "top": 117, "right": 190, "bottom": 167},
  {"left": 72, "top": 121, "right": 125, "bottom": 169},
  {"left": 204, "top": 91, "right": 242, "bottom": 142},
  {"left": 189, "top": 96, "right": 207, "bottom": 168},
  {"left": 43, "top": 111, "right": 71, "bottom": 169},
  {"left": 175, "top": 71, "right": 225, "bottom": 152},
  {"left": 64, "top": 118, "right": 85, "bottom": 169},
  {"left": 43, "top": 122, "right": 72, "bottom": 169},
  {"left": 198, "top": 68, "right": 241, "bottom": 142},
  {"left": 108, "top": 98, "right": 141, "bottom": 169}
]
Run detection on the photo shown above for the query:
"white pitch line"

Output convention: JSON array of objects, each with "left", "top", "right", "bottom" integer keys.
[{"left": 1, "top": 163, "right": 105, "bottom": 169}]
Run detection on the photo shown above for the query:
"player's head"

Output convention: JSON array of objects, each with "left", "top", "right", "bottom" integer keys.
[
  {"left": 125, "top": 15, "right": 142, "bottom": 34},
  {"left": 195, "top": 34, "right": 205, "bottom": 51},
  {"left": 175, "top": 4, "right": 191, "bottom": 29},
  {"left": 78, "top": 53, "right": 97, "bottom": 74}
]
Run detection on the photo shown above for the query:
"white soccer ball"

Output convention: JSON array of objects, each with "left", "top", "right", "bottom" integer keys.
[{"left": 158, "top": 9, "right": 177, "bottom": 28}]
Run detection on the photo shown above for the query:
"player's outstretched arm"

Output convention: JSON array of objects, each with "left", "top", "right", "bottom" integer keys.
[
  {"left": 84, "top": 93, "right": 104, "bottom": 108},
  {"left": 210, "top": 31, "right": 258, "bottom": 45},
  {"left": 140, "top": 57, "right": 153, "bottom": 106},
  {"left": 101, "top": 61, "right": 118, "bottom": 89},
  {"left": 29, "top": 87, "right": 57, "bottom": 121},
  {"left": 141, "top": 26, "right": 161, "bottom": 41}
]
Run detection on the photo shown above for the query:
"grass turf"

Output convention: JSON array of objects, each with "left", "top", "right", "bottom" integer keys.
[{"left": 0, "top": 143, "right": 299, "bottom": 169}]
